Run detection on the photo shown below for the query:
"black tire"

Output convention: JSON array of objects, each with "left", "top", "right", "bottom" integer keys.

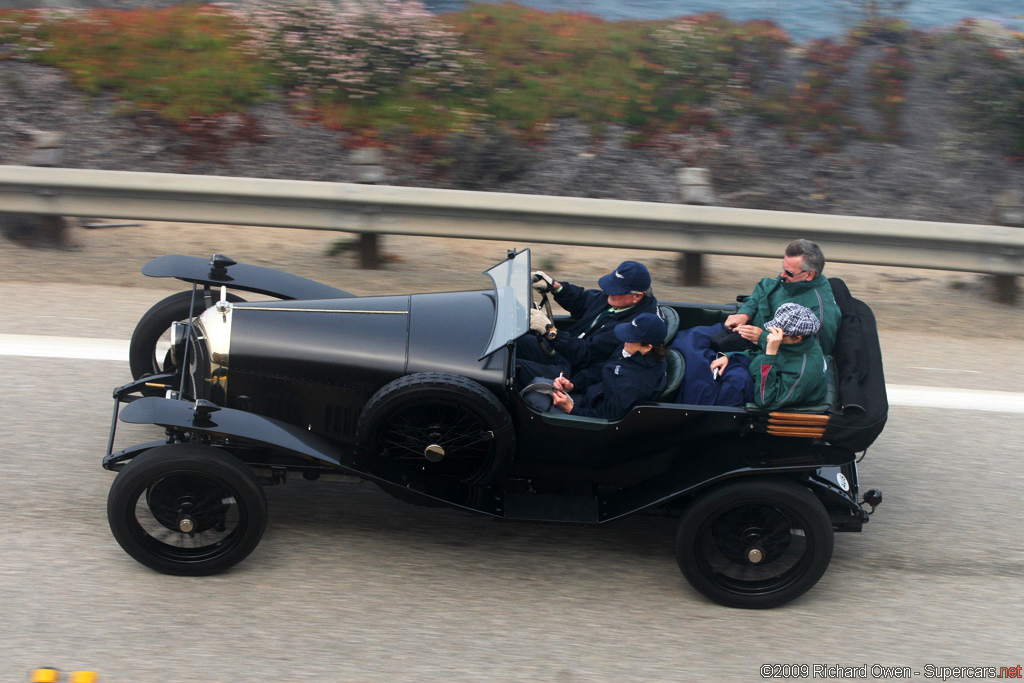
[
  {"left": 675, "top": 478, "right": 834, "bottom": 609},
  {"left": 107, "top": 444, "right": 268, "bottom": 576},
  {"left": 356, "top": 372, "right": 514, "bottom": 487},
  {"left": 129, "top": 290, "right": 245, "bottom": 382}
]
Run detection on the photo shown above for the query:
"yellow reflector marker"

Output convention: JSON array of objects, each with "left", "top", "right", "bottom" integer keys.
[
  {"left": 70, "top": 673, "right": 98, "bottom": 683},
  {"left": 31, "top": 670, "right": 59, "bottom": 683}
]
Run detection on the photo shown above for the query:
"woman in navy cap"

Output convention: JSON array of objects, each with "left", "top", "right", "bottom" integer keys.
[{"left": 551, "top": 312, "right": 668, "bottom": 419}]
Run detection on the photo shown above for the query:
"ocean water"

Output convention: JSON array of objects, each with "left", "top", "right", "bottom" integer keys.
[{"left": 422, "top": 0, "right": 1024, "bottom": 41}]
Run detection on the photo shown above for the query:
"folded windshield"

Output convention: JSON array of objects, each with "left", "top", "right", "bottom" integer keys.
[{"left": 481, "top": 249, "right": 531, "bottom": 359}]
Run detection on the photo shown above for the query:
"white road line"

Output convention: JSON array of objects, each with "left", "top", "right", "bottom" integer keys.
[
  {"left": 2, "top": 333, "right": 1024, "bottom": 413},
  {"left": 0, "top": 334, "right": 128, "bottom": 361},
  {"left": 885, "top": 385, "right": 1024, "bottom": 413}
]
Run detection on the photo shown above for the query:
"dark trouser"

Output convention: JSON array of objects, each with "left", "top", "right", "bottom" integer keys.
[
  {"left": 671, "top": 323, "right": 754, "bottom": 407},
  {"left": 515, "top": 336, "right": 572, "bottom": 386}
]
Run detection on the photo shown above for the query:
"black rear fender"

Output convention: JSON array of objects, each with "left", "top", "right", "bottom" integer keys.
[
  {"left": 596, "top": 435, "right": 858, "bottom": 522},
  {"left": 142, "top": 254, "right": 352, "bottom": 300},
  {"left": 806, "top": 462, "right": 870, "bottom": 528}
]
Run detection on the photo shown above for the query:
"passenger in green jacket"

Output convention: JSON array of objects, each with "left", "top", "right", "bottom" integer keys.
[
  {"left": 711, "top": 303, "right": 828, "bottom": 410},
  {"left": 724, "top": 239, "right": 841, "bottom": 355}
]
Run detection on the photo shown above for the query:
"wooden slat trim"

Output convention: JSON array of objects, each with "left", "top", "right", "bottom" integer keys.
[
  {"left": 767, "top": 426, "right": 826, "bottom": 437},
  {"left": 768, "top": 412, "right": 830, "bottom": 425}
]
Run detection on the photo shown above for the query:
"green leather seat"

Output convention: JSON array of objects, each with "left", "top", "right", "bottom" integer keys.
[
  {"left": 658, "top": 348, "right": 685, "bottom": 402},
  {"left": 660, "top": 306, "right": 680, "bottom": 344}
]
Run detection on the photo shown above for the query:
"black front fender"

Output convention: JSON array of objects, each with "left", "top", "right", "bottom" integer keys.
[
  {"left": 142, "top": 254, "right": 353, "bottom": 300},
  {"left": 118, "top": 397, "right": 351, "bottom": 470},
  {"left": 110, "top": 398, "right": 500, "bottom": 515}
]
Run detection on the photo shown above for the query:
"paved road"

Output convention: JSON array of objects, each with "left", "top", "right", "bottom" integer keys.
[{"left": 1, "top": 283, "right": 1023, "bottom": 682}]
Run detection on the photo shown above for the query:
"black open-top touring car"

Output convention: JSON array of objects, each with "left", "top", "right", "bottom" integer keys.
[{"left": 104, "top": 249, "right": 886, "bottom": 608}]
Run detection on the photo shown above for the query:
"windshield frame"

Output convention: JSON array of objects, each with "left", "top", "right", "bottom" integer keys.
[{"left": 480, "top": 248, "right": 531, "bottom": 360}]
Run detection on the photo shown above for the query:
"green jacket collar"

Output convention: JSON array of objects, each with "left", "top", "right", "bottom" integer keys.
[{"left": 777, "top": 273, "right": 828, "bottom": 296}]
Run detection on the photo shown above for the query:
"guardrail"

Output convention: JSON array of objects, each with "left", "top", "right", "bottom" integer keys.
[{"left": 0, "top": 165, "right": 1021, "bottom": 299}]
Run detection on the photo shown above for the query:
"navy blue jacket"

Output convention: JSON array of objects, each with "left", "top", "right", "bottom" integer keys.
[
  {"left": 551, "top": 282, "right": 661, "bottom": 372},
  {"left": 568, "top": 345, "right": 667, "bottom": 419}
]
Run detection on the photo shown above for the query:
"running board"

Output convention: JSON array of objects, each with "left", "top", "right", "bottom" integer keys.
[{"left": 503, "top": 492, "right": 598, "bottom": 523}]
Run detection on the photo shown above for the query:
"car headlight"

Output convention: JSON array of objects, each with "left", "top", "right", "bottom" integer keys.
[
  {"left": 189, "top": 301, "right": 233, "bottom": 402},
  {"left": 168, "top": 321, "right": 189, "bottom": 369}
]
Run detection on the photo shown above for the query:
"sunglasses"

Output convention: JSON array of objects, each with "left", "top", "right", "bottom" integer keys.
[{"left": 782, "top": 267, "right": 807, "bottom": 278}]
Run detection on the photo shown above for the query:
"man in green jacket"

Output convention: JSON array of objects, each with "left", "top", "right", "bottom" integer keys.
[{"left": 724, "top": 239, "right": 841, "bottom": 355}]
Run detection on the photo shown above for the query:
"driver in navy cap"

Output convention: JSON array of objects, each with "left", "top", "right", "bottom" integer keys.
[
  {"left": 550, "top": 312, "right": 668, "bottom": 419},
  {"left": 518, "top": 260, "right": 662, "bottom": 384}
]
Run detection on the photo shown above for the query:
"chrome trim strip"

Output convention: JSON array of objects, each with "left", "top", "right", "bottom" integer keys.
[{"left": 235, "top": 307, "right": 408, "bottom": 314}]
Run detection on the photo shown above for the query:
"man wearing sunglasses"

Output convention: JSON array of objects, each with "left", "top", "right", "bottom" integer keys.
[{"left": 722, "top": 239, "right": 841, "bottom": 355}]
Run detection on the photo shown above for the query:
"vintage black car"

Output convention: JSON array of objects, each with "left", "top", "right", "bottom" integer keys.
[{"left": 104, "top": 249, "right": 886, "bottom": 609}]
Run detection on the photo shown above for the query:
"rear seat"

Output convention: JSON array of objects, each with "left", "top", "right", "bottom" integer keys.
[{"left": 535, "top": 303, "right": 836, "bottom": 427}]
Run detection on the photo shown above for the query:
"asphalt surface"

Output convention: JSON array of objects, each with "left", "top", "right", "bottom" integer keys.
[{"left": 1, "top": 279, "right": 1023, "bottom": 682}]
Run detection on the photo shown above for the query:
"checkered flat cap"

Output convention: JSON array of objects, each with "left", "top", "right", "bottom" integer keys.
[{"left": 764, "top": 302, "right": 821, "bottom": 338}]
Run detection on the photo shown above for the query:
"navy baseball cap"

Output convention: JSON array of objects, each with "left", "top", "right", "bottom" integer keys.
[
  {"left": 614, "top": 313, "right": 667, "bottom": 346},
  {"left": 598, "top": 261, "right": 651, "bottom": 296}
]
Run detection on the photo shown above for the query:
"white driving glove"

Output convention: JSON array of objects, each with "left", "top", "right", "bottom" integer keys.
[
  {"left": 530, "top": 308, "right": 553, "bottom": 335},
  {"left": 531, "top": 271, "right": 555, "bottom": 293}
]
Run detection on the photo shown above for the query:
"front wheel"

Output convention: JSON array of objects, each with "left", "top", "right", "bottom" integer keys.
[
  {"left": 675, "top": 478, "right": 834, "bottom": 609},
  {"left": 107, "top": 444, "right": 268, "bottom": 576}
]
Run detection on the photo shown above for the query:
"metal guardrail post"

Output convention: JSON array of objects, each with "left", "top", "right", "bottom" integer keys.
[
  {"left": 679, "top": 253, "right": 704, "bottom": 287},
  {"left": 0, "top": 133, "right": 69, "bottom": 246},
  {"left": 352, "top": 148, "right": 385, "bottom": 270},
  {"left": 994, "top": 276, "right": 1018, "bottom": 304},
  {"left": 358, "top": 206, "right": 382, "bottom": 270},
  {"left": 676, "top": 168, "right": 716, "bottom": 287},
  {"left": 992, "top": 189, "right": 1021, "bottom": 305},
  {"left": 359, "top": 233, "right": 379, "bottom": 269}
]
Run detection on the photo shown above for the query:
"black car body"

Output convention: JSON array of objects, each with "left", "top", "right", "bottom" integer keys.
[{"left": 104, "top": 249, "right": 886, "bottom": 609}]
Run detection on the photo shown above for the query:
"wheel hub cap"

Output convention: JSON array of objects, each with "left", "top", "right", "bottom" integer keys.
[
  {"left": 424, "top": 444, "right": 446, "bottom": 462},
  {"left": 747, "top": 548, "right": 764, "bottom": 564}
]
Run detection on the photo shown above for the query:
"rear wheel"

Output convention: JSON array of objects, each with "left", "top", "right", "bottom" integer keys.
[
  {"left": 107, "top": 444, "right": 267, "bottom": 576},
  {"left": 676, "top": 478, "right": 834, "bottom": 609},
  {"left": 129, "top": 290, "right": 245, "bottom": 382}
]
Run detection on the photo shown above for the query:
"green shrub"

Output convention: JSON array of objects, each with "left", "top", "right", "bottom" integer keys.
[{"left": 1, "top": 6, "right": 270, "bottom": 120}]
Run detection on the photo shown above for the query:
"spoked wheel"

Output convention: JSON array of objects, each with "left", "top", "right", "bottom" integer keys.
[
  {"left": 676, "top": 478, "right": 834, "bottom": 609},
  {"left": 129, "top": 290, "right": 245, "bottom": 383},
  {"left": 356, "top": 373, "right": 514, "bottom": 487},
  {"left": 107, "top": 444, "right": 267, "bottom": 576}
]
